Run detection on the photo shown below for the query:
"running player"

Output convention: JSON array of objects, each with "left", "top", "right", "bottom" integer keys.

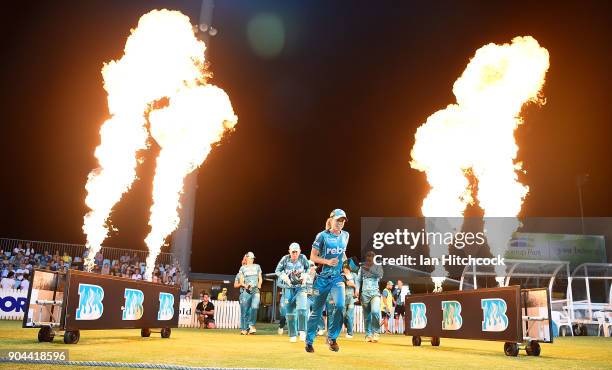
[
  {"left": 305, "top": 209, "right": 349, "bottom": 353},
  {"left": 342, "top": 264, "right": 357, "bottom": 338},
  {"left": 236, "top": 252, "right": 262, "bottom": 335},
  {"left": 355, "top": 250, "right": 384, "bottom": 342},
  {"left": 275, "top": 242, "right": 310, "bottom": 342}
]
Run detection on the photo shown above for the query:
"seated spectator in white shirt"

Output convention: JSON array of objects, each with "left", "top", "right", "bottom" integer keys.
[
  {"left": 131, "top": 268, "right": 142, "bottom": 280},
  {"left": 1, "top": 271, "right": 16, "bottom": 290},
  {"left": 18, "top": 274, "right": 30, "bottom": 291}
]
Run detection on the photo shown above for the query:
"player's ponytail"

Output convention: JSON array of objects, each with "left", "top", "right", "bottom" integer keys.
[{"left": 325, "top": 217, "right": 333, "bottom": 230}]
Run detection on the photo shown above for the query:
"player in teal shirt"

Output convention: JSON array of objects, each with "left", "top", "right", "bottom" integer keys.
[
  {"left": 355, "top": 250, "right": 384, "bottom": 342},
  {"left": 236, "top": 252, "right": 262, "bottom": 335},
  {"left": 275, "top": 242, "right": 310, "bottom": 342},
  {"left": 305, "top": 209, "right": 349, "bottom": 353},
  {"left": 342, "top": 264, "right": 357, "bottom": 338}
]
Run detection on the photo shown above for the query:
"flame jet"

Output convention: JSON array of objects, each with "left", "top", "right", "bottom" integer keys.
[
  {"left": 83, "top": 9, "right": 235, "bottom": 271},
  {"left": 410, "top": 36, "right": 549, "bottom": 290},
  {"left": 144, "top": 86, "right": 237, "bottom": 279}
]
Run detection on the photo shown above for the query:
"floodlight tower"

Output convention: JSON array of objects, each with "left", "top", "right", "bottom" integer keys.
[{"left": 170, "top": 0, "right": 217, "bottom": 275}]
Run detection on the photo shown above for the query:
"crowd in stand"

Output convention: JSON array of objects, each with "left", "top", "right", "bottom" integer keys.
[{"left": 0, "top": 242, "right": 191, "bottom": 294}]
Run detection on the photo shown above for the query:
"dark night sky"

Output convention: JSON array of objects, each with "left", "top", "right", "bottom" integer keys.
[{"left": 0, "top": 1, "right": 610, "bottom": 274}]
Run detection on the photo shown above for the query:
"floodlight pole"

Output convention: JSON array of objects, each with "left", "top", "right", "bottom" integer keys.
[{"left": 170, "top": 0, "right": 216, "bottom": 276}]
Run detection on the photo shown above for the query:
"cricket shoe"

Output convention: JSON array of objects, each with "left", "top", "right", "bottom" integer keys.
[
  {"left": 299, "top": 331, "right": 306, "bottom": 342},
  {"left": 290, "top": 336, "right": 297, "bottom": 343},
  {"left": 326, "top": 338, "right": 340, "bottom": 352},
  {"left": 305, "top": 344, "right": 315, "bottom": 353}
]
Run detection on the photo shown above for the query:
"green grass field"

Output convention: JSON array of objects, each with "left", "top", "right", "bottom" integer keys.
[{"left": 0, "top": 320, "right": 611, "bottom": 369}]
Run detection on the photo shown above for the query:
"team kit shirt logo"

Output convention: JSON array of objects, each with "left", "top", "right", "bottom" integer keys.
[{"left": 313, "top": 230, "right": 349, "bottom": 277}]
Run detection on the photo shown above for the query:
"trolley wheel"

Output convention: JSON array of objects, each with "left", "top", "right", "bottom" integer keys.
[
  {"left": 504, "top": 342, "right": 519, "bottom": 357},
  {"left": 161, "top": 327, "right": 171, "bottom": 338},
  {"left": 525, "top": 340, "right": 541, "bottom": 356},
  {"left": 63, "top": 330, "right": 80, "bottom": 344},
  {"left": 37, "top": 326, "right": 54, "bottom": 342},
  {"left": 412, "top": 336, "right": 422, "bottom": 346},
  {"left": 141, "top": 328, "right": 151, "bottom": 337},
  {"left": 431, "top": 336, "right": 440, "bottom": 346}
]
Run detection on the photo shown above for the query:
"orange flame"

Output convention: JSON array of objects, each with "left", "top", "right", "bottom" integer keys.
[
  {"left": 410, "top": 36, "right": 550, "bottom": 288},
  {"left": 83, "top": 9, "right": 236, "bottom": 274}
]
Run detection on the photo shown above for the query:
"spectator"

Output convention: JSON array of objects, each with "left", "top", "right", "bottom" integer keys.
[
  {"left": 1, "top": 271, "right": 16, "bottom": 290},
  {"left": 14, "top": 272, "right": 25, "bottom": 289},
  {"left": 73, "top": 254, "right": 83, "bottom": 270},
  {"left": 101, "top": 261, "right": 111, "bottom": 275},
  {"left": 2, "top": 264, "right": 15, "bottom": 278},
  {"left": 196, "top": 292, "right": 216, "bottom": 329},
  {"left": 16, "top": 263, "right": 28, "bottom": 275},
  {"left": 62, "top": 252, "right": 72, "bottom": 268},
  {"left": 94, "top": 251, "right": 103, "bottom": 267},
  {"left": 18, "top": 273, "right": 30, "bottom": 291},
  {"left": 217, "top": 287, "right": 228, "bottom": 301},
  {"left": 131, "top": 268, "right": 142, "bottom": 280},
  {"left": 13, "top": 243, "right": 24, "bottom": 256},
  {"left": 381, "top": 280, "right": 395, "bottom": 334},
  {"left": 131, "top": 253, "right": 140, "bottom": 266},
  {"left": 39, "top": 251, "right": 51, "bottom": 268}
]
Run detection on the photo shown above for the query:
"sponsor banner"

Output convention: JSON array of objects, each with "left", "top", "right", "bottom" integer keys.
[
  {"left": 507, "top": 232, "right": 606, "bottom": 268},
  {"left": 0, "top": 289, "right": 28, "bottom": 320},
  {"left": 404, "top": 286, "right": 522, "bottom": 342},
  {"left": 361, "top": 217, "right": 610, "bottom": 286},
  {"left": 63, "top": 270, "right": 179, "bottom": 330}
]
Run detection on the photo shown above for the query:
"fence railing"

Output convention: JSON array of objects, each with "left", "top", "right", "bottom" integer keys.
[{"left": 0, "top": 238, "right": 174, "bottom": 267}]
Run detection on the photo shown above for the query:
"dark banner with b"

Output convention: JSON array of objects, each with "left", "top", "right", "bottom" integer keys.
[
  {"left": 62, "top": 270, "right": 179, "bottom": 331},
  {"left": 404, "top": 286, "right": 522, "bottom": 342}
]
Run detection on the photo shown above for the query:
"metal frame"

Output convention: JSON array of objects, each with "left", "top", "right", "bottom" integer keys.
[
  {"left": 459, "top": 259, "right": 573, "bottom": 328},
  {"left": 568, "top": 263, "right": 612, "bottom": 327}
]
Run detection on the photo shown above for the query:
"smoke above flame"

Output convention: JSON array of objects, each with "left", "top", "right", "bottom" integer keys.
[
  {"left": 410, "top": 36, "right": 550, "bottom": 288},
  {"left": 83, "top": 9, "right": 237, "bottom": 276}
]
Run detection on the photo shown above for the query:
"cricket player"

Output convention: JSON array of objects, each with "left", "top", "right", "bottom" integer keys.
[
  {"left": 342, "top": 264, "right": 357, "bottom": 338},
  {"left": 305, "top": 209, "right": 349, "bottom": 353},
  {"left": 356, "top": 250, "right": 384, "bottom": 342},
  {"left": 236, "top": 251, "right": 262, "bottom": 335},
  {"left": 275, "top": 242, "right": 310, "bottom": 342}
]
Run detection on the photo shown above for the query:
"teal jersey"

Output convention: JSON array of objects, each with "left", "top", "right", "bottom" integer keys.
[
  {"left": 312, "top": 230, "right": 349, "bottom": 278},
  {"left": 343, "top": 271, "right": 356, "bottom": 302},
  {"left": 356, "top": 264, "right": 383, "bottom": 293},
  {"left": 238, "top": 263, "right": 262, "bottom": 289},
  {"left": 275, "top": 254, "right": 310, "bottom": 288}
]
